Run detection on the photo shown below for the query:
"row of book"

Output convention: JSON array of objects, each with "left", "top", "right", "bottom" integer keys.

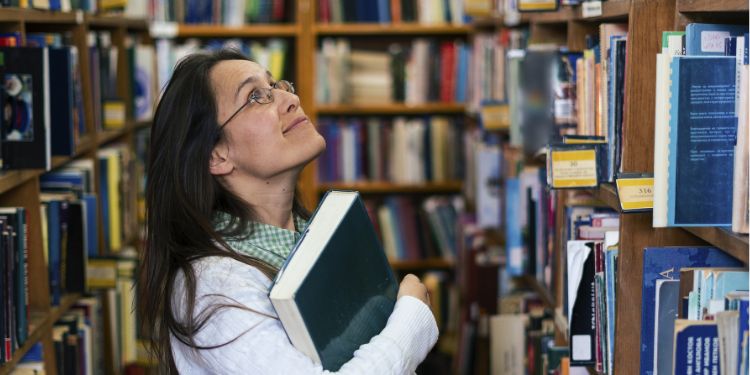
[
  {"left": 316, "top": 116, "right": 464, "bottom": 184},
  {"left": 155, "top": 38, "right": 289, "bottom": 99},
  {"left": 318, "top": 0, "right": 466, "bottom": 25},
  {"left": 652, "top": 24, "right": 749, "bottom": 232},
  {"left": 8, "top": 250, "right": 139, "bottom": 374},
  {"left": 0, "top": 0, "right": 145, "bottom": 16},
  {"left": 0, "top": 35, "right": 155, "bottom": 170},
  {"left": 150, "top": 0, "right": 290, "bottom": 25},
  {"left": 0, "top": 207, "right": 30, "bottom": 364},
  {"left": 363, "top": 195, "right": 461, "bottom": 262},
  {"left": 316, "top": 38, "right": 470, "bottom": 105}
]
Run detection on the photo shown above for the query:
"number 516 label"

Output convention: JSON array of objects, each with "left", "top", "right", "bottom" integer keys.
[{"left": 615, "top": 177, "right": 654, "bottom": 211}]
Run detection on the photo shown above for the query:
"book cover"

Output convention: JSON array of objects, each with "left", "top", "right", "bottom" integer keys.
[
  {"left": 567, "top": 240, "right": 596, "bottom": 366},
  {"left": 685, "top": 23, "right": 748, "bottom": 56},
  {"left": 0, "top": 47, "right": 51, "bottom": 170},
  {"left": 639, "top": 246, "right": 742, "bottom": 375},
  {"left": 48, "top": 46, "right": 76, "bottom": 157},
  {"left": 672, "top": 320, "right": 720, "bottom": 374},
  {"left": 666, "top": 56, "right": 737, "bottom": 226},
  {"left": 653, "top": 279, "right": 679, "bottom": 375},
  {"left": 269, "top": 191, "right": 398, "bottom": 371}
]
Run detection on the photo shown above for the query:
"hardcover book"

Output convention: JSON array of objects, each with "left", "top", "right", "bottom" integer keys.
[
  {"left": 666, "top": 56, "right": 737, "bottom": 226},
  {"left": 269, "top": 190, "right": 398, "bottom": 371},
  {"left": 0, "top": 47, "right": 51, "bottom": 170}
]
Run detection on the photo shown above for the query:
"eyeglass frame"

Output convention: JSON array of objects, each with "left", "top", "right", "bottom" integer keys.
[{"left": 218, "top": 80, "right": 295, "bottom": 130}]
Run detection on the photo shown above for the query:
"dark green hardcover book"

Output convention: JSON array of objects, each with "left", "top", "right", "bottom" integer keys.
[{"left": 270, "top": 190, "right": 398, "bottom": 371}]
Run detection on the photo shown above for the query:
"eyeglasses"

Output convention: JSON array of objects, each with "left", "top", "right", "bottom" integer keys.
[{"left": 218, "top": 80, "right": 295, "bottom": 129}]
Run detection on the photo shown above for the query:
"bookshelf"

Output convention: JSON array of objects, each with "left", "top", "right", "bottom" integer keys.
[
  {"left": 315, "top": 103, "right": 467, "bottom": 115},
  {"left": 315, "top": 23, "right": 473, "bottom": 35},
  {"left": 504, "top": 1, "right": 749, "bottom": 374},
  {"left": 0, "top": 8, "right": 154, "bottom": 374}
]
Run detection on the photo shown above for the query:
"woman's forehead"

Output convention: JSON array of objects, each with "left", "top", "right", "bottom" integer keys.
[{"left": 211, "top": 60, "right": 268, "bottom": 91}]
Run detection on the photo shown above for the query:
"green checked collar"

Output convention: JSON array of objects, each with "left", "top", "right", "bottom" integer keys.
[{"left": 214, "top": 211, "right": 308, "bottom": 270}]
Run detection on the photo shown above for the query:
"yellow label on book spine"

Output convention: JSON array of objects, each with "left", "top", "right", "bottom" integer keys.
[
  {"left": 551, "top": 149, "right": 597, "bottom": 188},
  {"left": 481, "top": 104, "right": 510, "bottom": 130},
  {"left": 616, "top": 177, "right": 654, "bottom": 211}
]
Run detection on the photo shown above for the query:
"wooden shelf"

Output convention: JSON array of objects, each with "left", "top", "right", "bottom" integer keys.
[
  {"left": 0, "top": 294, "right": 81, "bottom": 375},
  {"left": 131, "top": 119, "right": 152, "bottom": 129},
  {"left": 318, "top": 181, "right": 462, "bottom": 194},
  {"left": 0, "top": 8, "right": 78, "bottom": 24},
  {"left": 76, "top": 134, "right": 96, "bottom": 155},
  {"left": 683, "top": 227, "right": 749, "bottom": 264},
  {"left": 526, "top": 7, "right": 575, "bottom": 24},
  {"left": 678, "top": 0, "right": 748, "bottom": 13},
  {"left": 575, "top": 0, "right": 630, "bottom": 21},
  {"left": 0, "top": 170, "right": 42, "bottom": 196},
  {"left": 519, "top": 275, "right": 555, "bottom": 310},
  {"left": 593, "top": 184, "right": 621, "bottom": 212},
  {"left": 316, "top": 103, "right": 466, "bottom": 115},
  {"left": 97, "top": 127, "right": 129, "bottom": 146},
  {"left": 390, "top": 258, "right": 454, "bottom": 271},
  {"left": 176, "top": 24, "right": 298, "bottom": 37},
  {"left": 315, "top": 23, "right": 472, "bottom": 35}
]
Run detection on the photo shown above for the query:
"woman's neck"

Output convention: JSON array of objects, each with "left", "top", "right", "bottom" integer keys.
[{"left": 223, "top": 173, "right": 298, "bottom": 231}]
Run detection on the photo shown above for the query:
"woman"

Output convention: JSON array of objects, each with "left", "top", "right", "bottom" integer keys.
[{"left": 137, "top": 49, "right": 438, "bottom": 374}]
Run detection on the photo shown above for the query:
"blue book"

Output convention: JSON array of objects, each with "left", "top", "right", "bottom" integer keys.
[
  {"left": 45, "top": 200, "right": 62, "bottom": 306},
  {"left": 666, "top": 56, "right": 737, "bottom": 226},
  {"left": 269, "top": 191, "right": 398, "bottom": 371},
  {"left": 48, "top": 47, "right": 76, "bottom": 157},
  {"left": 505, "top": 177, "right": 523, "bottom": 276},
  {"left": 653, "top": 280, "right": 679, "bottom": 375},
  {"left": 686, "top": 23, "right": 748, "bottom": 56},
  {"left": 81, "top": 193, "right": 98, "bottom": 257},
  {"left": 738, "top": 299, "right": 749, "bottom": 373},
  {"left": 604, "top": 247, "right": 618, "bottom": 375},
  {"left": 639, "top": 247, "right": 743, "bottom": 375},
  {"left": 98, "top": 157, "right": 110, "bottom": 253},
  {"left": 0, "top": 208, "right": 28, "bottom": 347},
  {"left": 673, "top": 320, "right": 720, "bottom": 374}
]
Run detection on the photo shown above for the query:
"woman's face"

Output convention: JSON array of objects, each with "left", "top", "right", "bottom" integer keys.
[{"left": 210, "top": 59, "right": 325, "bottom": 179}]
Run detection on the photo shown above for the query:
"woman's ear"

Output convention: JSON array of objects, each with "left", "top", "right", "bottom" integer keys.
[{"left": 209, "top": 145, "right": 234, "bottom": 176}]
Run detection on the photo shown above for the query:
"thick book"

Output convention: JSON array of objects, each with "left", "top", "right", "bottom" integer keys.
[
  {"left": 685, "top": 23, "right": 748, "bottom": 56},
  {"left": 639, "top": 247, "right": 742, "bottom": 375},
  {"left": 666, "top": 56, "right": 737, "bottom": 226},
  {"left": 672, "top": 320, "right": 720, "bottom": 374},
  {"left": 0, "top": 47, "right": 51, "bottom": 170},
  {"left": 269, "top": 190, "right": 398, "bottom": 371}
]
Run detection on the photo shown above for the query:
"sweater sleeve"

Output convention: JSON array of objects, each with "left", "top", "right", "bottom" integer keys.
[{"left": 171, "top": 258, "right": 439, "bottom": 375}]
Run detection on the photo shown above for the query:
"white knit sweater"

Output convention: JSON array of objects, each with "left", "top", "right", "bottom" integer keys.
[{"left": 170, "top": 256, "right": 439, "bottom": 374}]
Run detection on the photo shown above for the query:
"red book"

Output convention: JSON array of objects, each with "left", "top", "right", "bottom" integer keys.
[{"left": 439, "top": 41, "right": 456, "bottom": 102}]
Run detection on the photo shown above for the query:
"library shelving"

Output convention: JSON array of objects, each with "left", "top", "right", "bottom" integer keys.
[
  {"left": 314, "top": 23, "right": 473, "bottom": 35},
  {"left": 315, "top": 103, "right": 467, "bottom": 115},
  {"left": 0, "top": 8, "right": 154, "bottom": 374},
  {"left": 502, "top": 0, "right": 749, "bottom": 374}
]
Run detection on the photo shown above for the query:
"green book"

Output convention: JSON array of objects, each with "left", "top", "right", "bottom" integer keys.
[{"left": 270, "top": 190, "right": 398, "bottom": 371}]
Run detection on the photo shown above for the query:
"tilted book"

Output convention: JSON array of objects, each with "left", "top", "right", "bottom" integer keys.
[{"left": 269, "top": 190, "right": 398, "bottom": 371}]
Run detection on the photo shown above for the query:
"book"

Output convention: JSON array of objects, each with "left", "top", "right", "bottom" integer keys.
[
  {"left": 652, "top": 279, "right": 679, "bottom": 375},
  {"left": 269, "top": 190, "right": 398, "bottom": 371},
  {"left": 639, "top": 247, "right": 743, "bottom": 375},
  {"left": 685, "top": 23, "right": 748, "bottom": 56},
  {"left": 672, "top": 320, "right": 720, "bottom": 374},
  {"left": 0, "top": 47, "right": 51, "bottom": 170},
  {"left": 666, "top": 56, "right": 737, "bottom": 226}
]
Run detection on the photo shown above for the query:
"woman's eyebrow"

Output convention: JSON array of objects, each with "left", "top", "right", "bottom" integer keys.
[{"left": 235, "top": 75, "right": 259, "bottom": 100}]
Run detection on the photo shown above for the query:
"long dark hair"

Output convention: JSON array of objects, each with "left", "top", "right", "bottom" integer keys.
[{"left": 137, "top": 49, "right": 309, "bottom": 373}]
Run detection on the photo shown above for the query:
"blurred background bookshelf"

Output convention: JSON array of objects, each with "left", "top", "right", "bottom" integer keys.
[{"left": 0, "top": 0, "right": 748, "bottom": 374}]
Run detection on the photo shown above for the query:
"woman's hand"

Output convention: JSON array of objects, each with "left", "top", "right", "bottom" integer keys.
[{"left": 397, "top": 274, "right": 431, "bottom": 307}]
